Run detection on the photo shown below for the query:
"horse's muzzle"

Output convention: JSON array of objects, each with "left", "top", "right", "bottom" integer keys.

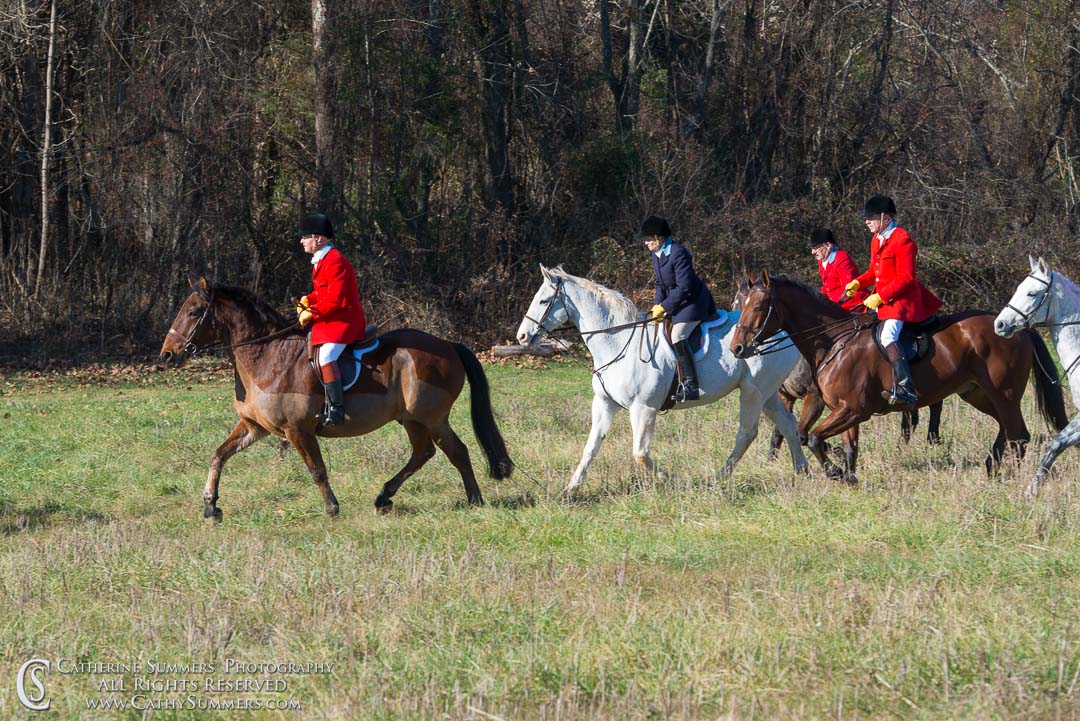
[
  {"left": 993, "top": 318, "right": 1015, "bottom": 338},
  {"left": 731, "top": 343, "right": 755, "bottom": 359},
  {"left": 159, "top": 350, "right": 187, "bottom": 368}
]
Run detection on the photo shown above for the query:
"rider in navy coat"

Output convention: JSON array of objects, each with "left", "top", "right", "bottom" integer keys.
[{"left": 642, "top": 216, "right": 717, "bottom": 401}]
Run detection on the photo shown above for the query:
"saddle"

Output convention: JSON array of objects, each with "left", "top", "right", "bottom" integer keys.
[
  {"left": 662, "top": 310, "right": 722, "bottom": 353},
  {"left": 872, "top": 316, "right": 940, "bottom": 364},
  {"left": 308, "top": 325, "right": 381, "bottom": 391}
]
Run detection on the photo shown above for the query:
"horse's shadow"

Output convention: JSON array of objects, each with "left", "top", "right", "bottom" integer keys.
[{"left": 0, "top": 503, "right": 109, "bottom": 536}]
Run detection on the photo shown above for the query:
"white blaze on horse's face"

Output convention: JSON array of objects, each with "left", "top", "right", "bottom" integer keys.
[
  {"left": 516, "top": 265, "right": 569, "bottom": 346},
  {"left": 995, "top": 255, "right": 1052, "bottom": 339}
]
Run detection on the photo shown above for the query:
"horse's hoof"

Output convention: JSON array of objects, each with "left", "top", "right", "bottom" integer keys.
[
  {"left": 326, "top": 503, "right": 340, "bottom": 517},
  {"left": 656, "top": 469, "right": 670, "bottom": 482},
  {"left": 468, "top": 495, "right": 485, "bottom": 507},
  {"left": 767, "top": 450, "right": 780, "bottom": 462},
  {"left": 824, "top": 464, "right": 844, "bottom": 480},
  {"left": 375, "top": 499, "right": 392, "bottom": 515},
  {"left": 204, "top": 506, "right": 223, "bottom": 522},
  {"left": 842, "top": 473, "right": 860, "bottom": 486},
  {"left": 795, "top": 463, "right": 810, "bottom": 476}
]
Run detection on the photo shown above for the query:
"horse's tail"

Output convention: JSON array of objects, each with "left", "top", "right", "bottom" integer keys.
[
  {"left": 1028, "top": 330, "right": 1070, "bottom": 432},
  {"left": 453, "top": 343, "right": 514, "bottom": 479}
]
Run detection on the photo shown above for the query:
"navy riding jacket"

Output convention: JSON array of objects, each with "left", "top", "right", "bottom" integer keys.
[{"left": 651, "top": 240, "right": 716, "bottom": 323}]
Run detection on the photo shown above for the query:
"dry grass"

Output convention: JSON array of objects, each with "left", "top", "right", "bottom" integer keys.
[{"left": 0, "top": 357, "right": 1078, "bottom": 720}]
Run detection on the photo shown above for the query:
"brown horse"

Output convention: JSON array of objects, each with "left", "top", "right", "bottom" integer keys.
[
  {"left": 730, "top": 271, "right": 1067, "bottom": 482},
  {"left": 159, "top": 278, "right": 512, "bottom": 520}
]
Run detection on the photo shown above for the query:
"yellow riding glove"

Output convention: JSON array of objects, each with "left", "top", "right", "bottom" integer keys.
[
  {"left": 295, "top": 295, "right": 310, "bottom": 317},
  {"left": 650, "top": 304, "right": 666, "bottom": 322},
  {"left": 298, "top": 308, "right": 314, "bottom": 328},
  {"left": 862, "top": 293, "right": 883, "bottom": 310},
  {"left": 843, "top": 279, "right": 860, "bottom": 299}
]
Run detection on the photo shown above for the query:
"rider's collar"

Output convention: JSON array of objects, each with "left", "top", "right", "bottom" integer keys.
[
  {"left": 822, "top": 245, "right": 838, "bottom": 268},
  {"left": 311, "top": 243, "right": 334, "bottom": 265},
  {"left": 876, "top": 221, "right": 898, "bottom": 243},
  {"left": 654, "top": 237, "right": 674, "bottom": 258}
]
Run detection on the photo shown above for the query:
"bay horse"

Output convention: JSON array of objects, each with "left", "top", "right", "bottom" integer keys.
[
  {"left": 515, "top": 265, "right": 809, "bottom": 494},
  {"left": 766, "top": 356, "right": 943, "bottom": 461},
  {"left": 159, "top": 277, "right": 512, "bottom": 520},
  {"left": 995, "top": 256, "right": 1080, "bottom": 497},
  {"left": 730, "top": 271, "right": 1067, "bottom": 483}
]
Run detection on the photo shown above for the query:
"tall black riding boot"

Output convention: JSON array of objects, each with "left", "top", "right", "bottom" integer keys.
[
  {"left": 316, "top": 362, "right": 346, "bottom": 426},
  {"left": 673, "top": 340, "right": 700, "bottom": 402},
  {"left": 882, "top": 343, "right": 918, "bottom": 406}
]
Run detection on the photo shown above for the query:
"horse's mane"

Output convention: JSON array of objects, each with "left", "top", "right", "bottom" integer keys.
[
  {"left": 213, "top": 284, "right": 302, "bottom": 333},
  {"left": 765, "top": 274, "right": 849, "bottom": 313},
  {"left": 550, "top": 267, "right": 640, "bottom": 321}
]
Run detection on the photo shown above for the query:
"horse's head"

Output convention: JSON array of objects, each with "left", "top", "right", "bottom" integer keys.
[
  {"left": 995, "top": 255, "right": 1053, "bottom": 338},
  {"left": 159, "top": 276, "right": 221, "bottom": 367},
  {"left": 730, "top": 269, "right": 782, "bottom": 358},
  {"left": 516, "top": 264, "right": 571, "bottom": 346}
]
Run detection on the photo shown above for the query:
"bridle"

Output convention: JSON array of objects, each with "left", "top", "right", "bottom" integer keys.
[
  {"left": 167, "top": 286, "right": 302, "bottom": 357},
  {"left": 523, "top": 277, "right": 567, "bottom": 336},
  {"left": 167, "top": 287, "right": 218, "bottom": 356},
  {"left": 1005, "top": 271, "right": 1053, "bottom": 327}
]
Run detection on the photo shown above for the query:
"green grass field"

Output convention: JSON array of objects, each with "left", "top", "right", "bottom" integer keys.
[{"left": 1, "top": 357, "right": 1078, "bottom": 720}]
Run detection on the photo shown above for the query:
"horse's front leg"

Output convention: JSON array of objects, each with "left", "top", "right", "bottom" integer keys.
[
  {"left": 1026, "top": 415, "right": 1080, "bottom": 498},
  {"left": 761, "top": 392, "right": 810, "bottom": 475},
  {"left": 283, "top": 427, "right": 339, "bottom": 516},
  {"left": 204, "top": 420, "right": 268, "bottom": 521},
  {"left": 629, "top": 403, "right": 666, "bottom": 481},
  {"left": 566, "top": 394, "right": 619, "bottom": 495},
  {"left": 806, "top": 404, "right": 866, "bottom": 484}
]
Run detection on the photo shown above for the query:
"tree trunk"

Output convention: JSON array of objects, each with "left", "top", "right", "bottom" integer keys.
[
  {"left": 311, "top": 0, "right": 338, "bottom": 214},
  {"left": 34, "top": 0, "right": 58, "bottom": 300}
]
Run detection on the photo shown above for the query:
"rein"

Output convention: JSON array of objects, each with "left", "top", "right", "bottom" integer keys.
[
  {"left": 736, "top": 283, "right": 870, "bottom": 356},
  {"left": 523, "top": 276, "right": 665, "bottom": 408}
]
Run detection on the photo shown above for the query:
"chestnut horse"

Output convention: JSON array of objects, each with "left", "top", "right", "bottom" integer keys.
[
  {"left": 730, "top": 272, "right": 1067, "bottom": 483},
  {"left": 159, "top": 278, "right": 512, "bottom": 520}
]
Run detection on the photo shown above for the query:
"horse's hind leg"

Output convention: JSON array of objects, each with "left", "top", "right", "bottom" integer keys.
[
  {"left": 430, "top": 420, "right": 484, "bottom": 506},
  {"left": 374, "top": 421, "right": 436, "bottom": 513},
  {"left": 719, "top": 386, "right": 764, "bottom": 478},
  {"left": 204, "top": 420, "right": 268, "bottom": 521},
  {"left": 629, "top": 403, "right": 662, "bottom": 480},
  {"left": 927, "top": 400, "right": 943, "bottom": 444},
  {"left": 283, "top": 427, "right": 340, "bottom": 516},
  {"left": 762, "top": 392, "right": 809, "bottom": 475},
  {"left": 768, "top": 390, "right": 797, "bottom": 461},
  {"left": 958, "top": 389, "right": 1012, "bottom": 475},
  {"left": 1026, "top": 416, "right": 1080, "bottom": 498}
]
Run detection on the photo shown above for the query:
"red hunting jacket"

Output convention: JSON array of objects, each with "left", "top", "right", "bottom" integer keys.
[
  {"left": 307, "top": 246, "right": 366, "bottom": 346},
  {"left": 852, "top": 226, "right": 942, "bottom": 322},
  {"left": 818, "top": 247, "right": 868, "bottom": 311}
]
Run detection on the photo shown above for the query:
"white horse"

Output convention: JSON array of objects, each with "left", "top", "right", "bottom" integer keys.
[
  {"left": 515, "top": 265, "right": 809, "bottom": 493},
  {"left": 995, "top": 255, "right": 1080, "bottom": 497}
]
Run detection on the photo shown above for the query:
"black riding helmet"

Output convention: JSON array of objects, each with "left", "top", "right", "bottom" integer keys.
[
  {"left": 864, "top": 195, "right": 896, "bottom": 217},
  {"left": 299, "top": 213, "right": 335, "bottom": 239},
  {"left": 807, "top": 228, "right": 835, "bottom": 250},
  {"left": 639, "top": 216, "right": 672, "bottom": 239}
]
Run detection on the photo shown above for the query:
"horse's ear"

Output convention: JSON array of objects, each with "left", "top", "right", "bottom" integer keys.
[
  {"left": 1029, "top": 255, "right": 1040, "bottom": 272},
  {"left": 760, "top": 268, "right": 771, "bottom": 288},
  {"left": 539, "top": 264, "right": 552, "bottom": 281},
  {"left": 190, "top": 276, "right": 210, "bottom": 299},
  {"left": 1037, "top": 256, "right": 1050, "bottom": 275}
]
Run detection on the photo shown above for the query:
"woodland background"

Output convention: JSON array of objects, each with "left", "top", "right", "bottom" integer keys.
[{"left": 2, "top": 0, "right": 1079, "bottom": 362}]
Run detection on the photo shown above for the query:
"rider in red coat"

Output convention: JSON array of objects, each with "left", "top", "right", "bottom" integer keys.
[
  {"left": 844, "top": 195, "right": 942, "bottom": 406},
  {"left": 296, "top": 213, "right": 366, "bottom": 426},
  {"left": 808, "top": 228, "right": 867, "bottom": 311}
]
